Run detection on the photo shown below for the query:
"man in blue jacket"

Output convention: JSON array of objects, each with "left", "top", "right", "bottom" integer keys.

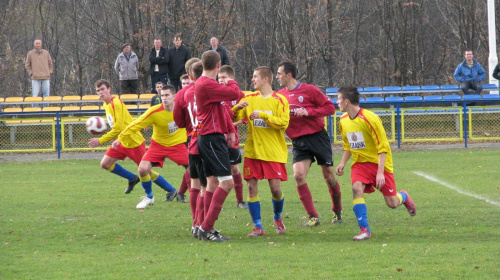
[
  {"left": 453, "top": 50, "right": 486, "bottom": 95},
  {"left": 149, "top": 39, "right": 169, "bottom": 94}
]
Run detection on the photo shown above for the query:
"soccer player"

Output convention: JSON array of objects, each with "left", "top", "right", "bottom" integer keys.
[
  {"left": 88, "top": 79, "right": 144, "bottom": 194},
  {"left": 113, "top": 84, "right": 188, "bottom": 209},
  {"left": 195, "top": 50, "right": 242, "bottom": 242},
  {"left": 276, "top": 61, "right": 343, "bottom": 227},
  {"left": 233, "top": 66, "right": 290, "bottom": 237},
  {"left": 335, "top": 85, "right": 416, "bottom": 241},
  {"left": 172, "top": 58, "right": 201, "bottom": 203},
  {"left": 218, "top": 65, "right": 248, "bottom": 209}
]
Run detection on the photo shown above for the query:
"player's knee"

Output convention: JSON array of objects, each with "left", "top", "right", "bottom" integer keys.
[
  {"left": 100, "top": 160, "right": 111, "bottom": 170},
  {"left": 137, "top": 166, "right": 149, "bottom": 177},
  {"left": 293, "top": 172, "right": 306, "bottom": 184}
]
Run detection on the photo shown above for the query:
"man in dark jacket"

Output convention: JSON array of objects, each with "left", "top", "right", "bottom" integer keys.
[
  {"left": 207, "top": 37, "right": 230, "bottom": 66},
  {"left": 168, "top": 33, "right": 191, "bottom": 91},
  {"left": 149, "top": 39, "right": 169, "bottom": 93}
]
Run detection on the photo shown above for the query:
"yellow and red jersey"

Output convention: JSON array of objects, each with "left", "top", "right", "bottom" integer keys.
[{"left": 339, "top": 108, "right": 393, "bottom": 173}]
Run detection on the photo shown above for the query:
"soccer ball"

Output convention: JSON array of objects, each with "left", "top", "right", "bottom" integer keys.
[{"left": 86, "top": 116, "right": 107, "bottom": 135}]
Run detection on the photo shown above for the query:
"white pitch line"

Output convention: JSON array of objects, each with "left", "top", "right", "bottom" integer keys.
[{"left": 413, "top": 171, "right": 500, "bottom": 207}]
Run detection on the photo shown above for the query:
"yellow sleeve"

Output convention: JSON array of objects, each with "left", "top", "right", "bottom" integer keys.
[
  {"left": 99, "top": 98, "right": 125, "bottom": 144},
  {"left": 258, "top": 94, "right": 289, "bottom": 130},
  {"left": 118, "top": 106, "right": 157, "bottom": 142}
]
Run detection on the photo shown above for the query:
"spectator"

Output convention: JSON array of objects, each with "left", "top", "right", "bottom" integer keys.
[
  {"left": 168, "top": 33, "right": 191, "bottom": 91},
  {"left": 25, "top": 39, "right": 53, "bottom": 103},
  {"left": 453, "top": 50, "right": 486, "bottom": 95},
  {"left": 114, "top": 43, "right": 139, "bottom": 94},
  {"left": 150, "top": 82, "right": 165, "bottom": 107},
  {"left": 492, "top": 62, "right": 500, "bottom": 80},
  {"left": 207, "top": 37, "right": 230, "bottom": 66},
  {"left": 149, "top": 39, "right": 169, "bottom": 94}
]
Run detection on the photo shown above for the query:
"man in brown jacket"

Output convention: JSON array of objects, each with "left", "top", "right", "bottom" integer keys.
[{"left": 25, "top": 39, "right": 53, "bottom": 101}]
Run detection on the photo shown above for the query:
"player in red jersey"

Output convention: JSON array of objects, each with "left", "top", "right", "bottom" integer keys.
[
  {"left": 195, "top": 50, "right": 242, "bottom": 242},
  {"left": 172, "top": 58, "right": 201, "bottom": 203},
  {"left": 218, "top": 65, "right": 248, "bottom": 209},
  {"left": 276, "top": 61, "right": 343, "bottom": 227}
]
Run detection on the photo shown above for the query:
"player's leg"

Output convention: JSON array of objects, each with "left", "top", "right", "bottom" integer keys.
[
  {"left": 101, "top": 154, "right": 140, "bottom": 194},
  {"left": 229, "top": 147, "right": 247, "bottom": 208},
  {"left": 176, "top": 169, "right": 190, "bottom": 203},
  {"left": 293, "top": 159, "right": 320, "bottom": 227},
  {"left": 136, "top": 160, "right": 155, "bottom": 209},
  {"left": 321, "top": 165, "right": 343, "bottom": 224},
  {"left": 352, "top": 181, "right": 371, "bottom": 241},
  {"left": 380, "top": 173, "right": 416, "bottom": 216},
  {"left": 269, "top": 178, "right": 286, "bottom": 235},
  {"left": 247, "top": 178, "right": 264, "bottom": 236}
]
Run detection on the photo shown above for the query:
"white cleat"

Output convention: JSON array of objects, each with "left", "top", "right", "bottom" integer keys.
[{"left": 136, "top": 196, "right": 154, "bottom": 209}]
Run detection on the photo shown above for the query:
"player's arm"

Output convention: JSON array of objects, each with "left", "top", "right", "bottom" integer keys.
[
  {"left": 232, "top": 99, "right": 249, "bottom": 121},
  {"left": 336, "top": 150, "right": 352, "bottom": 176},
  {"left": 173, "top": 93, "right": 187, "bottom": 128},
  {"left": 98, "top": 101, "right": 126, "bottom": 144},
  {"left": 375, "top": 152, "right": 387, "bottom": 189},
  {"left": 118, "top": 108, "right": 154, "bottom": 142},
  {"left": 295, "top": 88, "right": 335, "bottom": 118},
  {"left": 206, "top": 80, "right": 241, "bottom": 103}
]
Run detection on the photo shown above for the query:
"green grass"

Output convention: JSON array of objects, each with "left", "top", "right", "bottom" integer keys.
[{"left": 1, "top": 149, "right": 500, "bottom": 279}]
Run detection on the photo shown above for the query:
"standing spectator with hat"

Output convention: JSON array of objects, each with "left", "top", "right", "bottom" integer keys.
[{"left": 114, "top": 43, "right": 139, "bottom": 94}]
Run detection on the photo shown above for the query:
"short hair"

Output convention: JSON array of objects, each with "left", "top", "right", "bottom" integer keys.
[
  {"left": 191, "top": 61, "right": 203, "bottom": 79},
  {"left": 155, "top": 81, "right": 165, "bottom": 87},
  {"left": 154, "top": 38, "right": 162, "bottom": 42},
  {"left": 255, "top": 66, "right": 273, "bottom": 83},
  {"left": 278, "top": 61, "right": 297, "bottom": 79},
  {"left": 337, "top": 85, "right": 360, "bottom": 105},
  {"left": 95, "top": 79, "right": 111, "bottom": 89},
  {"left": 219, "top": 65, "right": 235, "bottom": 77},
  {"left": 180, "top": 74, "right": 189, "bottom": 81},
  {"left": 161, "top": 84, "right": 176, "bottom": 95},
  {"left": 202, "top": 50, "right": 220, "bottom": 70},
  {"left": 174, "top": 33, "right": 183, "bottom": 40},
  {"left": 185, "top": 57, "right": 201, "bottom": 75},
  {"left": 464, "top": 50, "right": 473, "bottom": 55}
]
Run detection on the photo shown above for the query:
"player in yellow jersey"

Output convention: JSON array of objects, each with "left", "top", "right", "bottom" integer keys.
[
  {"left": 233, "top": 66, "right": 290, "bottom": 236},
  {"left": 113, "top": 84, "right": 189, "bottom": 209},
  {"left": 335, "top": 85, "right": 416, "bottom": 241},
  {"left": 88, "top": 79, "right": 145, "bottom": 194}
]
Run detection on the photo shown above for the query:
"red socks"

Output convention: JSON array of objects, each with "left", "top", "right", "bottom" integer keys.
[
  {"left": 297, "top": 183, "right": 319, "bottom": 218},
  {"left": 201, "top": 187, "right": 229, "bottom": 231},
  {"left": 233, "top": 173, "right": 244, "bottom": 203},
  {"left": 189, "top": 188, "right": 200, "bottom": 220},
  {"left": 329, "top": 181, "right": 342, "bottom": 212}
]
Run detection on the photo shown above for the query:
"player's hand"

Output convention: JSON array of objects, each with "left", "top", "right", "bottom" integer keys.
[
  {"left": 234, "top": 101, "right": 249, "bottom": 111},
  {"left": 227, "top": 133, "right": 236, "bottom": 147},
  {"left": 375, "top": 172, "right": 385, "bottom": 190},
  {"left": 294, "top": 108, "right": 309, "bottom": 117},
  {"left": 111, "top": 140, "right": 120, "bottom": 150},
  {"left": 220, "top": 78, "right": 232, "bottom": 86},
  {"left": 233, "top": 120, "right": 243, "bottom": 126},
  {"left": 335, "top": 163, "right": 345, "bottom": 176},
  {"left": 88, "top": 138, "right": 100, "bottom": 148},
  {"left": 249, "top": 111, "right": 260, "bottom": 120}
]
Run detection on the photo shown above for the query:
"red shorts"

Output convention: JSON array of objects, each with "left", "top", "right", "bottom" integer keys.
[
  {"left": 142, "top": 140, "right": 189, "bottom": 168},
  {"left": 243, "top": 158, "right": 288, "bottom": 181},
  {"left": 351, "top": 162, "right": 397, "bottom": 196},
  {"left": 105, "top": 142, "right": 146, "bottom": 165}
]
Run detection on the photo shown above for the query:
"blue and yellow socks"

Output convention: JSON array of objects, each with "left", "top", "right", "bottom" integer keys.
[
  {"left": 353, "top": 198, "right": 370, "bottom": 233},
  {"left": 248, "top": 196, "right": 263, "bottom": 229},
  {"left": 397, "top": 192, "right": 408, "bottom": 206},
  {"left": 151, "top": 171, "right": 175, "bottom": 192},
  {"left": 108, "top": 163, "right": 135, "bottom": 181},
  {"left": 272, "top": 194, "right": 285, "bottom": 221},
  {"left": 140, "top": 174, "right": 153, "bottom": 198}
]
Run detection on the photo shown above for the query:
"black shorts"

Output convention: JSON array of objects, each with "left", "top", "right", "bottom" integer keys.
[
  {"left": 228, "top": 148, "right": 242, "bottom": 165},
  {"left": 189, "top": 154, "right": 207, "bottom": 187},
  {"left": 292, "top": 129, "right": 333, "bottom": 166},
  {"left": 197, "top": 133, "right": 232, "bottom": 177}
]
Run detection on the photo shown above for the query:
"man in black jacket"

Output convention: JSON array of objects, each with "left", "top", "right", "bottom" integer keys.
[
  {"left": 168, "top": 33, "right": 191, "bottom": 91},
  {"left": 149, "top": 39, "right": 169, "bottom": 93},
  {"left": 207, "top": 37, "right": 230, "bottom": 66}
]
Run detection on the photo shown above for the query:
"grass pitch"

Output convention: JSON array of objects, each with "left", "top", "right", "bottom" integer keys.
[{"left": 1, "top": 149, "right": 499, "bottom": 279}]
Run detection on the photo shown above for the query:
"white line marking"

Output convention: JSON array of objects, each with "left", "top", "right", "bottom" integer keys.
[{"left": 413, "top": 171, "right": 500, "bottom": 207}]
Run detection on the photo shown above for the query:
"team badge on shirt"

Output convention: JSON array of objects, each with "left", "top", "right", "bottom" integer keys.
[
  {"left": 347, "top": 132, "right": 366, "bottom": 150},
  {"left": 168, "top": 121, "right": 179, "bottom": 134},
  {"left": 298, "top": 96, "right": 304, "bottom": 103}
]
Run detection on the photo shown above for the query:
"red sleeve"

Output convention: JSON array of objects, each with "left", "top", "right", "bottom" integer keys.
[
  {"left": 173, "top": 91, "right": 187, "bottom": 128},
  {"left": 307, "top": 87, "right": 335, "bottom": 117},
  {"left": 204, "top": 80, "right": 241, "bottom": 103}
]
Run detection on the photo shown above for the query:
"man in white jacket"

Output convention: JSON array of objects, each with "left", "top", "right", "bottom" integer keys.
[{"left": 114, "top": 43, "right": 139, "bottom": 94}]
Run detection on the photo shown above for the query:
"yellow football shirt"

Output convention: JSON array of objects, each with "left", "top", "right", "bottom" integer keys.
[{"left": 339, "top": 108, "right": 393, "bottom": 173}]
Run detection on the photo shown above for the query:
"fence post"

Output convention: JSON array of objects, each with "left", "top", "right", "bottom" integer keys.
[{"left": 56, "top": 112, "right": 61, "bottom": 159}]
